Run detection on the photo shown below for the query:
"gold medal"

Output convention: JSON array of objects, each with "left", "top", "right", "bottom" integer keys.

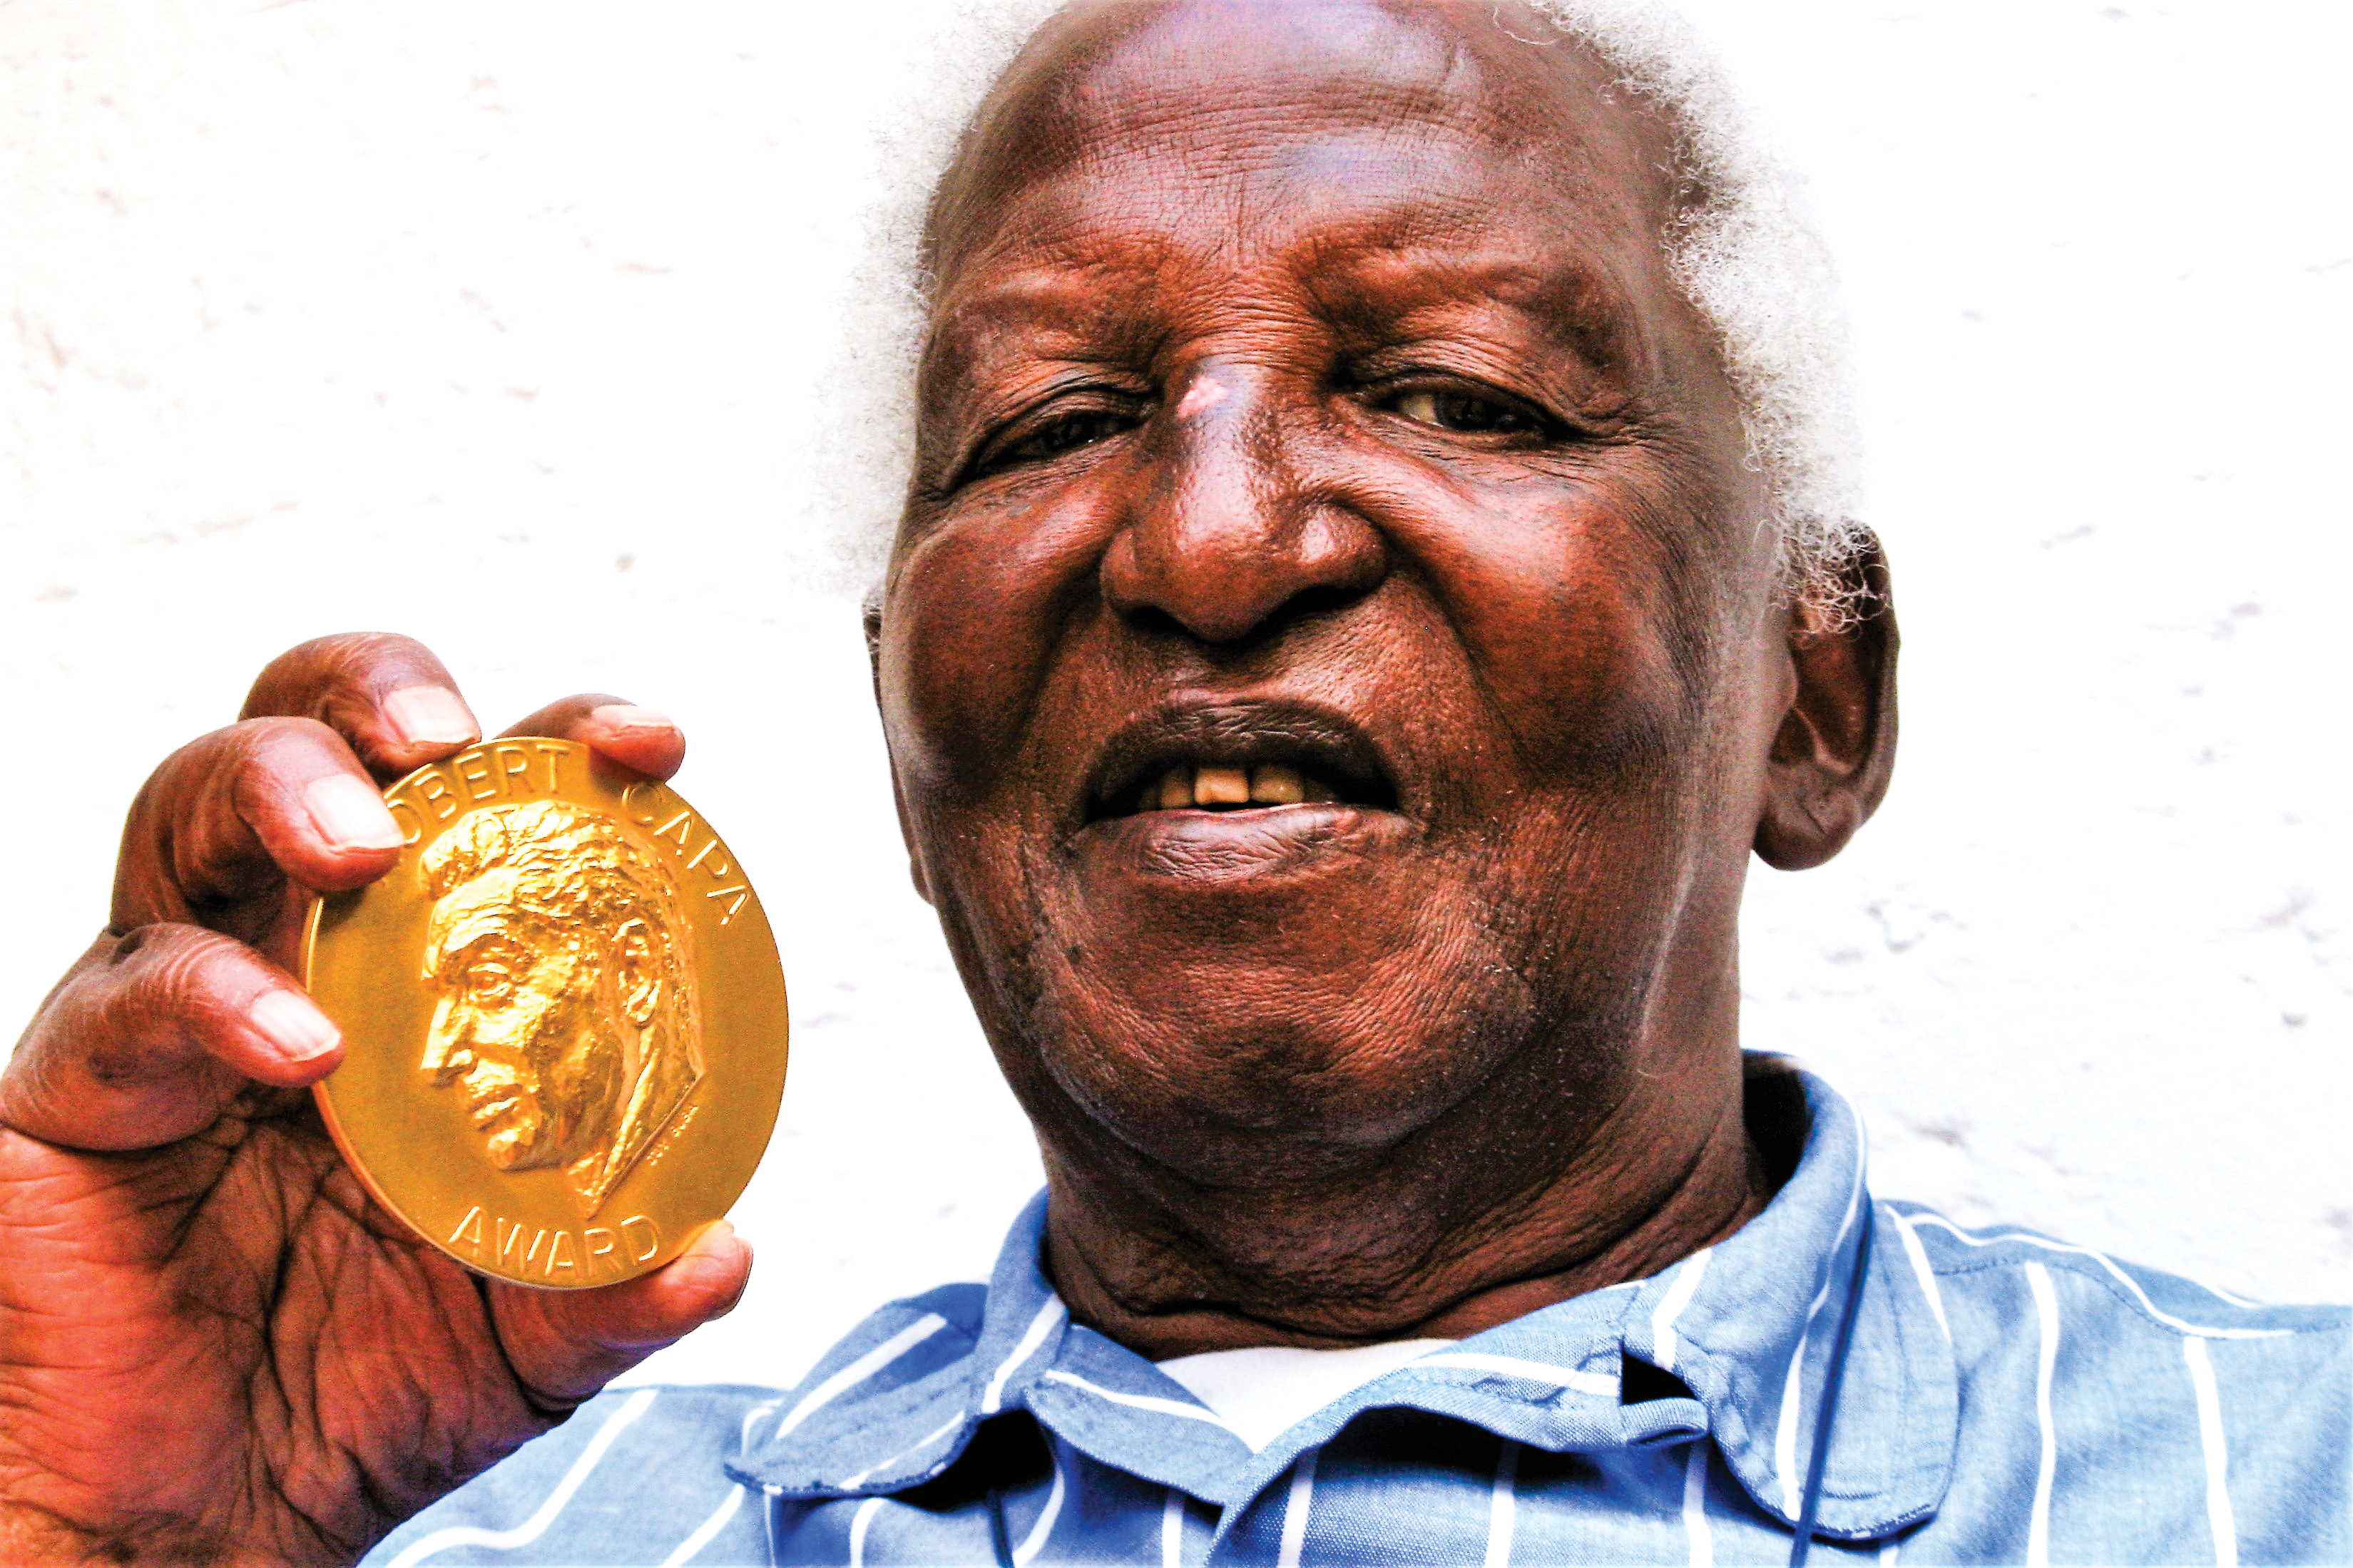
[{"left": 301, "top": 739, "right": 786, "bottom": 1288}]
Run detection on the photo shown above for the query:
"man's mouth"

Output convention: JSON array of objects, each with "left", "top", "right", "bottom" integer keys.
[
  {"left": 464, "top": 1074, "right": 527, "bottom": 1129},
  {"left": 1123, "top": 762, "right": 1346, "bottom": 813},
  {"left": 470, "top": 1093, "right": 520, "bottom": 1129},
  {"left": 1084, "top": 700, "right": 1400, "bottom": 824}
]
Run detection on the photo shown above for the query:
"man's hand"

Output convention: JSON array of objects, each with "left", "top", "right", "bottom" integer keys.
[{"left": 0, "top": 634, "right": 752, "bottom": 1565}]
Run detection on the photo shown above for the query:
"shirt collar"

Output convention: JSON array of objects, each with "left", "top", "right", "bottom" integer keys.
[
  {"left": 730, "top": 1055, "right": 1958, "bottom": 1543},
  {"left": 1632, "top": 1055, "right": 1959, "bottom": 1539}
]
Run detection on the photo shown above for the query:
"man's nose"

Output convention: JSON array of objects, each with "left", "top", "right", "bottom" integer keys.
[
  {"left": 419, "top": 1000, "right": 471, "bottom": 1080},
  {"left": 1101, "top": 365, "right": 1384, "bottom": 645}
]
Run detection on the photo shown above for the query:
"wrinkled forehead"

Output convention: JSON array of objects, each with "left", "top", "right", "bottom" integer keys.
[
  {"left": 424, "top": 867, "right": 542, "bottom": 964},
  {"left": 926, "top": 0, "right": 1679, "bottom": 298}
]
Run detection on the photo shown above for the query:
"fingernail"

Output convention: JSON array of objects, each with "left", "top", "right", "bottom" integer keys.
[
  {"left": 589, "top": 703, "right": 675, "bottom": 734},
  {"left": 304, "top": 774, "right": 404, "bottom": 851},
  {"left": 383, "top": 685, "right": 480, "bottom": 748},
  {"left": 248, "top": 989, "right": 341, "bottom": 1063}
]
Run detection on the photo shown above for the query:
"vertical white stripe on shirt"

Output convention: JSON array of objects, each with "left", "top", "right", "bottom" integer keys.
[
  {"left": 1772, "top": 1320, "right": 1811, "bottom": 1520},
  {"left": 1276, "top": 1447, "right": 1321, "bottom": 1568},
  {"left": 1652, "top": 1248, "right": 1713, "bottom": 1374},
  {"left": 2026, "top": 1261, "right": 2061, "bottom": 1568},
  {"left": 1484, "top": 1439, "right": 1519, "bottom": 1568},
  {"left": 984, "top": 1297, "right": 1070, "bottom": 1415},
  {"left": 656, "top": 1484, "right": 745, "bottom": 1568},
  {"left": 847, "top": 1496, "right": 884, "bottom": 1568},
  {"left": 775, "top": 1314, "right": 949, "bottom": 1443},
  {"left": 2183, "top": 1336, "right": 2239, "bottom": 1567},
  {"left": 1012, "top": 1434, "right": 1069, "bottom": 1567},
  {"left": 1162, "top": 1487, "right": 1185, "bottom": 1568},
  {"left": 385, "top": 1388, "right": 657, "bottom": 1568},
  {"left": 1775, "top": 1131, "right": 1867, "bottom": 1517},
  {"left": 1879, "top": 1542, "right": 1901, "bottom": 1564},
  {"left": 1889, "top": 1209, "right": 1951, "bottom": 1341},
  {"left": 1681, "top": 1440, "right": 1713, "bottom": 1568}
]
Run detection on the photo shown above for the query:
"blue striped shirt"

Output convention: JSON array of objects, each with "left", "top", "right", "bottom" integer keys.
[{"left": 368, "top": 1058, "right": 2349, "bottom": 1565}]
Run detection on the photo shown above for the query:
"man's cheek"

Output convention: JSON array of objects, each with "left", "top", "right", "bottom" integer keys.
[
  {"left": 469, "top": 1018, "right": 526, "bottom": 1060},
  {"left": 1431, "top": 510, "right": 1701, "bottom": 775},
  {"left": 882, "top": 493, "right": 1118, "bottom": 804},
  {"left": 479, "top": 991, "right": 559, "bottom": 1056}
]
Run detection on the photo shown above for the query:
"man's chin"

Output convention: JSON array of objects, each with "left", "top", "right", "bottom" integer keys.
[
  {"left": 484, "top": 1129, "right": 551, "bottom": 1171},
  {"left": 1022, "top": 986, "right": 1534, "bottom": 1187}
]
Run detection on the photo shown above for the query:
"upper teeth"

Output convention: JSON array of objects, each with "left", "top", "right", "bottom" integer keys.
[{"left": 1144, "top": 764, "right": 1335, "bottom": 811}]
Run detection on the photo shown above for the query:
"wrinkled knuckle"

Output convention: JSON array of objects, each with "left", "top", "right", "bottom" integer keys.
[
  {"left": 19, "top": 926, "right": 243, "bottom": 1090},
  {"left": 247, "top": 630, "right": 441, "bottom": 719},
  {"left": 228, "top": 714, "right": 343, "bottom": 780},
  {"left": 136, "top": 723, "right": 247, "bottom": 807},
  {"left": 272, "top": 630, "right": 404, "bottom": 677},
  {"left": 105, "top": 936, "right": 247, "bottom": 1063},
  {"left": 211, "top": 719, "right": 348, "bottom": 832},
  {"left": 248, "top": 635, "right": 349, "bottom": 710},
  {"left": 311, "top": 630, "right": 439, "bottom": 684},
  {"left": 235, "top": 712, "right": 340, "bottom": 754},
  {"left": 140, "top": 720, "right": 288, "bottom": 816},
  {"left": 111, "top": 922, "right": 247, "bottom": 1000}
]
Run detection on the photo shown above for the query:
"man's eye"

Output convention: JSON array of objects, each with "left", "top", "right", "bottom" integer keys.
[
  {"left": 466, "top": 965, "right": 517, "bottom": 1005},
  {"left": 984, "top": 409, "right": 1135, "bottom": 473},
  {"left": 1391, "top": 389, "right": 1540, "bottom": 436}
]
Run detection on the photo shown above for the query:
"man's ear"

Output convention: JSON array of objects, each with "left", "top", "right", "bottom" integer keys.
[
  {"left": 611, "top": 918, "right": 663, "bottom": 1026},
  {"left": 1755, "top": 536, "right": 1899, "bottom": 871},
  {"left": 866, "top": 593, "right": 934, "bottom": 906}
]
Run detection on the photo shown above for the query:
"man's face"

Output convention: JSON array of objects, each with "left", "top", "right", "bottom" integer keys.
[
  {"left": 420, "top": 868, "right": 618, "bottom": 1171},
  {"left": 877, "top": 0, "right": 1800, "bottom": 1255}
]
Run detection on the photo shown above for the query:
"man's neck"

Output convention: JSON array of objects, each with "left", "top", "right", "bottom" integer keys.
[{"left": 1035, "top": 1039, "right": 1770, "bottom": 1360}]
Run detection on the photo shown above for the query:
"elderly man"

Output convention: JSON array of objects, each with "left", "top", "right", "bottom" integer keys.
[{"left": 0, "top": 1, "right": 2342, "bottom": 1564}]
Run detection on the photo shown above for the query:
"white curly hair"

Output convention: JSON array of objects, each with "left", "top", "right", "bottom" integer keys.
[{"left": 813, "top": 0, "right": 1868, "bottom": 619}]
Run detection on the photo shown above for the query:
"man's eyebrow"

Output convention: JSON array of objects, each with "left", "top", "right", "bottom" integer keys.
[
  {"left": 931, "top": 235, "right": 1626, "bottom": 349},
  {"left": 927, "top": 161, "right": 1488, "bottom": 324},
  {"left": 928, "top": 248, "right": 1159, "bottom": 342},
  {"left": 429, "top": 916, "right": 530, "bottom": 969},
  {"left": 1321, "top": 240, "right": 1624, "bottom": 309}
]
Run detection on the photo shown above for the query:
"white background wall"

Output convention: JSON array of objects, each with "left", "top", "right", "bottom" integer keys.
[{"left": 2, "top": 0, "right": 2344, "bottom": 1391}]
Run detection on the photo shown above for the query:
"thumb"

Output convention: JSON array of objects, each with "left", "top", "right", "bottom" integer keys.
[{"left": 490, "top": 1221, "right": 752, "bottom": 1406}]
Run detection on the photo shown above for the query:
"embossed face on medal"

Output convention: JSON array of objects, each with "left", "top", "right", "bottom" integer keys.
[
  {"left": 417, "top": 801, "right": 705, "bottom": 1218},
  {"left": 302, "top": 739, "right": 787, "bottom": 1289}
]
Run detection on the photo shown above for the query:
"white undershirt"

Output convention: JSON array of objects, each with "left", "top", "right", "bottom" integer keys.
[{"left": 1155, "top": 1338, "right": 1457, "bottom": 1452}]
